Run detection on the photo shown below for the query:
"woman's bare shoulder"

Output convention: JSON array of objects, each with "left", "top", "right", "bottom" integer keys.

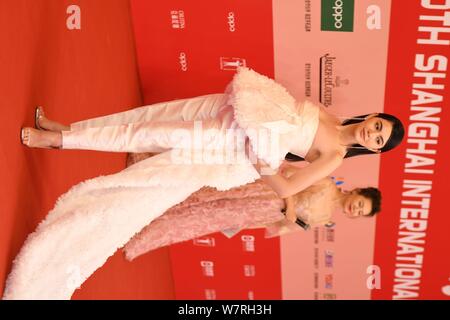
[
  {"left": 309, "top": 128, "right": 346, "bottom": 160},
  {"left": 318, "top": 106, "right": 340, "bottom": 125}
]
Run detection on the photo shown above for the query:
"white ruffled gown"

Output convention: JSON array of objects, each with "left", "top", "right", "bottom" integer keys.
[{"left": 3, "top": 67, "right": 319, "bottom": 299}]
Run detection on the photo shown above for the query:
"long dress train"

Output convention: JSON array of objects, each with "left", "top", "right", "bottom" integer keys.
[{"left": 3, "top": 67, "right": 320, "bottom": 299}]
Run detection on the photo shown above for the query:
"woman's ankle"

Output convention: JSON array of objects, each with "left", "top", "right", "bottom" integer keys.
[
  {"left": 43, "top": 117, "right": 70, "bottom": 132},
  {"left": 51, "top": 131, "right": 63, "bottom": 148}
]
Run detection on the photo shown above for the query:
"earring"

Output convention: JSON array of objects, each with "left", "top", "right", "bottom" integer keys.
[
  {"left": 347, "top": 145, "right": 381, "bottom": 153},
  {"left": 337, "top": 116, "right": 367, "bottom": 121},
  {"left": 347, "top": 145, "right": 368, "bottom": 150}
]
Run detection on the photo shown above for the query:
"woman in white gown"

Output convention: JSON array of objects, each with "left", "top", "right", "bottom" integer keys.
[{"left": 7, "top": 67, "right": 404, "bottom": 299}]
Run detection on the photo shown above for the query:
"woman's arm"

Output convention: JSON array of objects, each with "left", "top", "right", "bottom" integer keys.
[
  {"left": 245, "top": 138, "right": 343, "bottom": 198},
  {"left": 253, "top": 153, "right": 342, "bottom": 198},
  {"left": 280, "top": 159, "right": 306, "bottom": 170}
]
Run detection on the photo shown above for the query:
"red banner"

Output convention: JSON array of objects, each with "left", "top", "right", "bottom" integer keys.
[{"left": 374, "top": 0, "right": 450, "bottom": 300}]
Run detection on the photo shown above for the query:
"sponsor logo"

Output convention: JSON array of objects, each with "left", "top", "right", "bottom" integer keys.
[
  {"left": 325, "top": 274, "right": 334, "bottom": 289},
  {"left": 241, "top": 235, "right": 255, "bottom": 252},
  {"left": 366, "top": 5, "right": 382, "bottom": 30},
  {"left": 314, "top": 247, "right": 320, "bottom": 268},
  {"left": 220, "top": 57, "right": 246, "bottom": 70},
  {"left": 314, "top": 227, "right": 320, "bottom": 244},
  {"left": 193, "top": 237, "right": 215, "bottom": 247},
  {"left": 367, "top": 265, "right": 381, "bottom": 289},
  {"left": 305, "top": 63, "right": 312, "bottom": 97},
  {"left": 227, "top": 12, "right": 236, "bottom": 32},
  {"left": 305, "top": 0, "right": 312, "bottom": 32},
  {"left": 179, "top": 52, "right": 188, "bottom": 71},
  {"left": 325, "top": 222, "right": 336, "bottom": 228},
  {"left": 323, "top": 293, "right": 337, "bottom": 300},
  {"left": 244, "top": 265, "right": 256, "bottom": 277},
  {"left": 331, "top": 176, "right": 345, "bottom": 186},
  {"left": 319, "top": 54, "right": 350, "bottom": 107},
  {"left": 200, "top": 260, "right": 215, "bottom": 277},
  {"left": 326, "top": 228, "right": 335, "bottom": 242},
  {"left": 171, "top": 10, "right": 185, "bottom": 29},
  {"left": 325, "top": 250, "right": 334, "bottom": 268},
  {"left": 321, "top": 0, "right": 354, "bottom": 32},
  {"left": 205, "top": 289, "right": 217, "bottom": 300},
  {"left": 66, "top": 5, "right": 81, "bottom": 30},
  {"left": 314, "top": 272, "right": 319, "bottom": 289},
  {"left": 335, "top": 76, "right": 350, "bottom": 87}
]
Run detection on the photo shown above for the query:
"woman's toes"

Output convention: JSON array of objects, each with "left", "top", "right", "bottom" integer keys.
[
  {"left": 24, "top": 128, "right": 36, "bottom": 146},
  {"left": 21, "top": 126, "right": 60, "bottom": 148},
  {"left": 21, "top": 128, "right": 28, "bottom": 145}
]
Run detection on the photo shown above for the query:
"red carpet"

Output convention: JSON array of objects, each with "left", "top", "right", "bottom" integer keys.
[{"left": 0, "top": 0, "right": 174, "bottom": 299}]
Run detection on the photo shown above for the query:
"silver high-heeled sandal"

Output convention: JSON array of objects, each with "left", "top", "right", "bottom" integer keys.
[{"left": 35, "top": 106, "right": 45, "bottom": 130}]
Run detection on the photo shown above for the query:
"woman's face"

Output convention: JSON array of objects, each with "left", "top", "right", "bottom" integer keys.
[
  {"left": 343, "top": 191, "right": 373, "bottom": 218},
  {"left": 355, "top": 115, "right": 393, "bottom": 151}
]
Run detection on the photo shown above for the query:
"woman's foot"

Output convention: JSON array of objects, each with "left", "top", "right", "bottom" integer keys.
[
  {"left": 35, "top": 107, "right": 70, "bottom": 132},
  {"left": 21, "top": 127, "right": 62, "bottom": 149}
]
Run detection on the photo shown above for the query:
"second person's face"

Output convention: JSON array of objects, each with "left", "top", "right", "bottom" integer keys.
[{"left": 343, "top": 191, "right": 373, "bottom": 218}]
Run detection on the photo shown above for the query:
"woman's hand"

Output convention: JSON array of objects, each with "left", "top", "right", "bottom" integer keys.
[
  {"left": 278, "top": 161, "right": 295, "bottom": 176},
  {"left": 284, "top": 196, "right": 298, "bottom": 222}
]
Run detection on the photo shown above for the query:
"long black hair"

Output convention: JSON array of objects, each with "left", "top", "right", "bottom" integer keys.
[{"left": 285, "top": 113, "right": 405, "bottom": 162}]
